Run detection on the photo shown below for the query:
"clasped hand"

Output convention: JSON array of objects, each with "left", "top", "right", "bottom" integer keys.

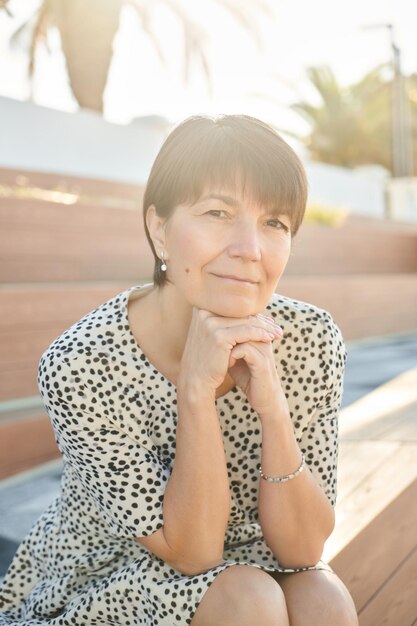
[{"left": 178, "top": 308, "right": 290, "bottom": 418}]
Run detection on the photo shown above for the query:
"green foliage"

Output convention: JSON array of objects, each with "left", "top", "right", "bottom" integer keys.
[
  {"left": 304, "top": 203, "right": 350, "bottom": 227},
  {"left": 292, "top": 65, "right": 417, "bottom": 174}
]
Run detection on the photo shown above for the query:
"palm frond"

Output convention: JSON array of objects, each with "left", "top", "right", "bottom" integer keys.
[
  {"left": 9, "top": 7, "right": 40, "bottom": 51},
  {"left": 126, "top": 0, "right": 167, "bottom": 65},
  {"left": 28, "top": 2, "right": 53, "bottom": 78},
  {"left": 0, "top": 0, "right": 13, "bottom": 17},
  {"left": 158, "top": 0, "right": 213, "bottom": 85},
  {"left": 210, "top": 0, "right": 274, "bottom": 51}
]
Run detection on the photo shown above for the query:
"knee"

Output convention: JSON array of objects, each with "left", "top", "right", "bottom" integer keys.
[
  {"left": 324, "top": 578, "right": 358, "bottom": 626},
  {"left": 218, "top": 565, "right": 289, "bottom": 626},
  {"left": 285, "top": 570, "right": 358, "bottom": 626}
]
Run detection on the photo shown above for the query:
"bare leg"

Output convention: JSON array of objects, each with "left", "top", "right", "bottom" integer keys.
[
  {"left": 190, "top": 564, "right": 290, "bottom": 626},
  {"left": 269, "top": 569, "right": 359, "bottom": 626}
]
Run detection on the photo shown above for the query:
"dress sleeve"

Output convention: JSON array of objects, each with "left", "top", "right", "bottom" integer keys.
[
  {"left": 38, "top": 353, "right": 171, "bottom": 539},
  {"left": 298, "top": 311, "right": 347, "bottom": 507}
]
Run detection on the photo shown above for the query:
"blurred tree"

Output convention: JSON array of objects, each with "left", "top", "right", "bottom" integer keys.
[
  {"left": 4, "top": 0, "right": 271, "bottom": 113},
  {"left": 291, "top": 64, "right": 417, "bottom": 174}
]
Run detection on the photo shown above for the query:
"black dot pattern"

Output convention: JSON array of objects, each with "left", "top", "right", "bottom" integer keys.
[{"left": 0, "top": 284, "right": 347, "bottom": 625}]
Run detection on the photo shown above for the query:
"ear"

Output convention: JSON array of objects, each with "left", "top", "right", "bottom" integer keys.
[{"left": 146, "top": 205, "right": 168, "bottom": 254}]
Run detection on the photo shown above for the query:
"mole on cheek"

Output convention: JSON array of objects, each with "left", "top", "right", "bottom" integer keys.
[{"left": 185, "top": 268, "right": 190, "bottom": 273}]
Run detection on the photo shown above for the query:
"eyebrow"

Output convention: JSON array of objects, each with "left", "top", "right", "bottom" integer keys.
[
  {"left": 196, "top": 194, "right": 238, "bottom": 207},
  {"left": 195, "top": 193, "right": 289, "bottom": 216}
]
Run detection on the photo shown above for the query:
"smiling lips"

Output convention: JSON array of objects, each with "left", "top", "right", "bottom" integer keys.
[{"left": 212, "top": 274, "right": 258, "bottom": 284}]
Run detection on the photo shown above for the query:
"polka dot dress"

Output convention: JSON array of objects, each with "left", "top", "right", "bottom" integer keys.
[{"left": 0, "top": 284, "right": 347, "bottom": 625}]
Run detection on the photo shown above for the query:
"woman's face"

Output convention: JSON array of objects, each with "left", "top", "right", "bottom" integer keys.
[{"left": 152, "top": 187, "right": 292, "bottom": 317}]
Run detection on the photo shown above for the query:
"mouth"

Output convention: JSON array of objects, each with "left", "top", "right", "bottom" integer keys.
[{"left": 212, "top": 274, "right": 258, "bottom": 285}]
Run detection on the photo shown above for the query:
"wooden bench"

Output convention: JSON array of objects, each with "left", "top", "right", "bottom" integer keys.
[{"left": 326, "top": 367, "right": 417, "bottom": 624}]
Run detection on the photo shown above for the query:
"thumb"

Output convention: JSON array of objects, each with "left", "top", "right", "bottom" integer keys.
[{"left": 230, "top": 343, "right": 250, "bottom": 362}]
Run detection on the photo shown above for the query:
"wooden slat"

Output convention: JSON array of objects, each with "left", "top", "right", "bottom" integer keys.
[
  {"left": 0, "top": 260, "right": 151, "bottom": 284},
  {"left": 340, "top": 368, "right": 417, "bottom": 439},
  {"left": 323, "top": 441, "right": 417, "bottom": 561},
  {"left": 343, "top": 403, "right": 417, "bottom": 442},
  {"left": 358, "top": 545, "right": 417, "bottom": 625},
  {"left": 0, "top": 327, "right": 75, "bottom": 366},
  {"left": 0, "top": 367, "right": 40, "bottom": 399},
  {"left": 0, "top": 284, "right": 131, "bottom": 328},
  {"left": 0, "top": 167, "right": 143, "bottom": 200},
  {"left": 0, "top": 222, "right": 144, "bottom": 258},
  {"left": 330, "top": 479, "right": 417, "bottom": 614},
  {"left": 0, "top": 284, "right": 132, "bottom": 401},
  {"left": 0, "top": 197, "right": 143, "bottom": 226},
  {"left": 0, "top": 413, "right": 60, "bottom": 479},
  {"left": 376, "top": 406, "right": 417, "bottom": 441},
  {"left": 335, "top": 440, "right": 401, "bottom": 502}
]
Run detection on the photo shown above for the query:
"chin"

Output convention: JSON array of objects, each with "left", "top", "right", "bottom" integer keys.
[{"left": 204, "top": 296, "right": 266, "bottom": 318}]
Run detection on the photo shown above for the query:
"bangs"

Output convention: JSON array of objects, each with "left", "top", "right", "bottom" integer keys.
[
  {"left": 150, "top": 121, "right": 307, "bottom": 234},
  {"left": 177, "top": 149, "right": 297, "bottom": 221}
]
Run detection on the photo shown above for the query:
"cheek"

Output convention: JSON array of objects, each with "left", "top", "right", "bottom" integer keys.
[
  {"left": 265, "top": 242, "right": 291, "bottom": 277},
  {"left": 167, "top": 230, "right": 206, "bottom": 281}
]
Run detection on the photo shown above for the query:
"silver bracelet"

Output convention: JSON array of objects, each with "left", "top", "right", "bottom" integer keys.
[{"left": 258, "top": 453, "right": 305, "bottom": 483}]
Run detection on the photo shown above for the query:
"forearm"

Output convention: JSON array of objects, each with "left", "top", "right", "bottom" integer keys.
[
  {"left": 162, "top": 383, "right": 231, "bottom": 572},
  {"left": 258, "top": 410, "right": 335, "bottom": 568}
]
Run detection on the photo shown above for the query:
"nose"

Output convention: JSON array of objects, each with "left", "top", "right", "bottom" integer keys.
[{"left": 227, "top": 219, "right": 262, "bottom": 262}]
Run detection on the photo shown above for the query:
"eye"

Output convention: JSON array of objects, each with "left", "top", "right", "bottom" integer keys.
[
  {"left": 266, "top": 218, "right": 290, "bottom": 232},
  {"left": 206, "top": 209, "right": 229, "bottom": 218}
]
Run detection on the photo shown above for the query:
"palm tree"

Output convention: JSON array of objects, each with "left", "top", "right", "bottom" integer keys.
[
  {"left": 4, "top": 0, "right": 272, "bottom": 113},
  {"left": 290, "top": 64, "right": 417, "bottom": 174}
]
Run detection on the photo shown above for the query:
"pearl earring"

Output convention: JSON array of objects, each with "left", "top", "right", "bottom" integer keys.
[{"left": 160, "top": 252, "right": 167, "bottom": 272}]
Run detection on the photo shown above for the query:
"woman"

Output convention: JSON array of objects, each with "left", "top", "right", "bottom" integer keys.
[{"left": 0, "top": 114, "right": 358, "bottom": 625}]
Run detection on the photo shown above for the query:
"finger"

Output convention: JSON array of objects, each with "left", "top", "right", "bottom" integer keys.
[
  {"left": 196, "top": 308, "right": 283, "bottom": 335},
  {"left": 216, "top": 325, "right": 278, "bottom": 347},
  {"left": 257, "top": 314, "right": 284, "bottom": 333},
  {"left": 230, "top": 342, "right": 263, "bottom": 366}
]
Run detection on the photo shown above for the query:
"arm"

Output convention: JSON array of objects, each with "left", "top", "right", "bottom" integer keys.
[
  {"left": 229, "top": 312, "right": 346, "bottom": 569},
  {"left": 138, "top": 383, "right": 231, "bottom": 575},
  {"left": 137, "top": 309, "right": 280, "bottom": 575},
  {"left": 257, "top": 409, "right": 335, "bottom": 568}
]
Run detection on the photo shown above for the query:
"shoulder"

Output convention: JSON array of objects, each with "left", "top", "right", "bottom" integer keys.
[
  {"left": 266, "top": 292, "right": 345, "bottom": 342},
  {"left": 38, "top": 285, "right": 139, "bottom": 373},
  {"left": 265, "top": 292, "right": 347, "bottom": 384},
  {"left": 265, "top": 291, "right": 337, "bottom": 327}
]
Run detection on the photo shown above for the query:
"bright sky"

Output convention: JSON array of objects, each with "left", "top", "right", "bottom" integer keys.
[{"left": 0, "top": 0, "right": 415, "bottom": 136}]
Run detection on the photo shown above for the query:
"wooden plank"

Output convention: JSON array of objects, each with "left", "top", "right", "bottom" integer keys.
[
  {"left": 376, "top": 404, "right": 417, "bottom": 442},
  {"left": 323, "top": 442, "right": 417, "bottom": 561},
  {"left": 342, "top": 401, "right": 417, "bottom": 442},
  {"left": 0, "top": 327, "right": 73, "bottom": 366},
  {"left": 0, "top": 167, "right": 143, "bottom": 199},
  {"left": 0, "top": 223, "right": 144, "bottom": 257},
  {"left": 0, "top": 197, "right": 142, "bottom": 225},
  {"left": 339, "top": 368, "right": 417, "bottom": 440},
  {"left": 0, "top": 367, "right": 41, "bottom": 400},
  {"left": 358, "top": 545, "right": 417, "bottom": 625},
  {"left": 336, "top": 440, "right": 401, "bottom": 502},
  {"left": 0, "top": 413, "right": 60, "bottom": 479},
  {"left": 0, "top": 284, "right": 132, "bottom": 401},
  {"left": 330, "top": 479, "right": 417, "bottom": 614},
  {"left": 0, "top": 284, "right": 131, "bottom": 329}
]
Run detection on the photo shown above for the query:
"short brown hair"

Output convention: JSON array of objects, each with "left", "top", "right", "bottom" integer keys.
[{"left": 143, "top": 114, "right": 308, "bottom": 286}]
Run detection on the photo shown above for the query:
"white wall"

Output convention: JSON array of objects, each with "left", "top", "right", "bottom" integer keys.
[
  {"left": 386, "top": 178, "right": 417, "bottom": 223},
  {"left": 0, "top": 96, "right": 173, "bottom": 184},
  {"left": 2, "top": 95, "right": 416, "bottom": 223},
  {"left": 305, "top": 161, "right": 389, "bottom": 218}
]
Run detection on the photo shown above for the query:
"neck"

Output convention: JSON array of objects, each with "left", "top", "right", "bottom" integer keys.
[{"left": 148, "top": 282, "right": 193, "bottom": 362}]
